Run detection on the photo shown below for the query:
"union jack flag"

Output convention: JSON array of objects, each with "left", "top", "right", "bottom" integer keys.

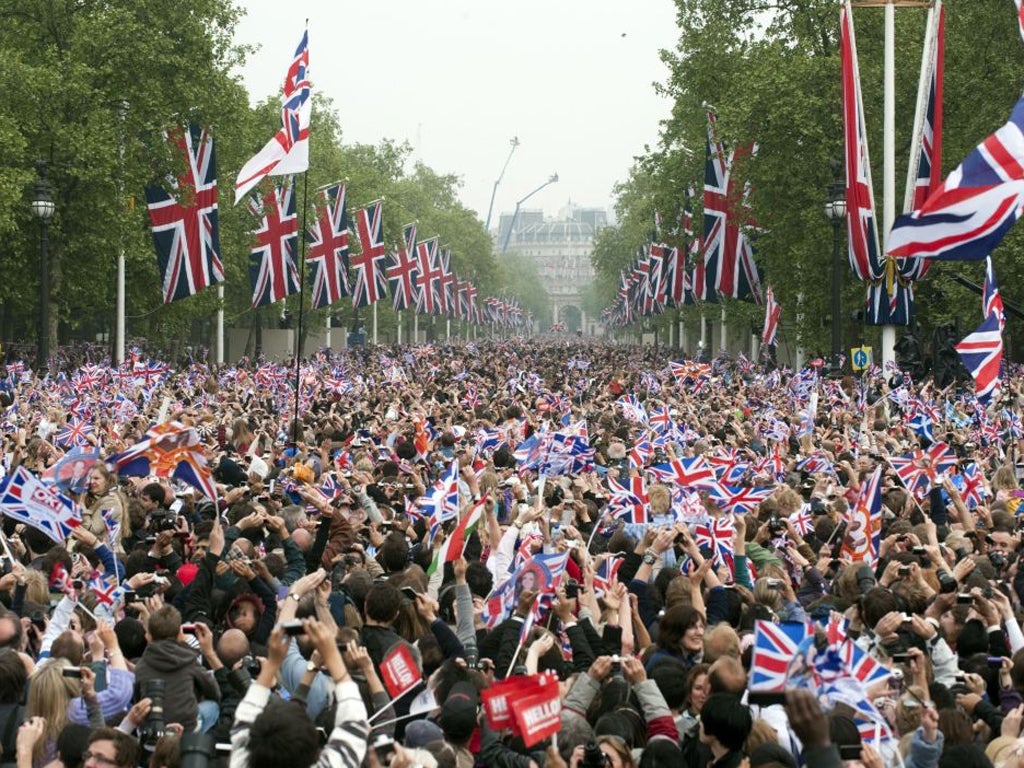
[
  {"left": 146, "top": 125, "right": 224, "bottom": 304},
  {"left": 248, "top": 179, "right": 300, "bottom": 308},
  {"left": 235, "top": 26, "right": 311, "bottom": 203},
  {"left": 414, "top": 237, "right": 442, "bottom": 314},
  {"left": 693, "top": 515, "right": 736, "bottom": 571},
  {"left": 1018, "top": 0, "right": 1024, "bottom": 44},
  {"left": 54, "top": 416, "right": 94, "bottom": 449},
  {"left": 701, "top": 110, "right": 761, "bottom": 301},
  {"left": 887, "top": 90, "right": 1024, "bottom": 262},
  {"left": 110, "top": 422, "right": 218, "bottom": 503},
  {"left": 705, "top": 484, "right": 774, "bottom": 515},
  {"left": 88, "top": 573, "right": 120, "bottom": 607},
  {"left": 956, "top": 312, "right": 1003, "bottom": 404},
  {"left": 607, "top": 475, "right": 650, "bottom": 525},
  {"left": 629, "top": 435, "right": 654, "bottom": 469},
  {"left": 984, "top": 256, "right": 1006, "bottom": 331},
  {"left": 841, "top": 1, "right": 884, "bottom": 283},
  {"left": 387, "top": 222, "right": 419, "bottom": 312},
  {"left": 957, "top": 462, "right": 986, "bottom": 509},
  {"left": 351, "top": 200, "right": 388, "bottom": 308},
  {"left": 789, "top": 504, "right": 815, "bottom": 536},
  {"left": 750, "top": 620, "right": 807, "bottom": 692},
  {"left": 889, "top": 442, "right": 957, "bottom": 498},
  {"left": 762, "top": 285, "right": 782, "bottom": 346},
  {"left": 51, "top": 563, "right": 76, "bottom": 597},
  {"left": 615, "top": 394, "right": 648, "bottom": 424},
  {"left": 593, "top": 555, "right": 623, "bottom": 596},
  {"left": 648, "top": 405, "right": 673, "bottom": 434},
  {"left": 436, "top": 247, "right": 456, "bottom": 316},
  {"left": 0, "top": 466, "right": 82, "bottom": 544},
  {"left": 841, "top": 465, "right": 883, "bottom": 564},
  {"left": 306, "top": 182, "right": 350, "bottom": 308}
]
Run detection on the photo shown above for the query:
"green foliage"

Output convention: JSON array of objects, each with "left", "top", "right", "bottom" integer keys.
[
  {"left": 0, "top": 1, "right": 508, "bottom": 352},
  {"left": 596, "top": 0, "right": 1024, "bottom": 353}
]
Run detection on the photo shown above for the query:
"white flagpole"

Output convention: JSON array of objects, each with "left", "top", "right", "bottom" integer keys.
[
  {"left": 372, "top": 302, "right": 378, "bottom": 345},
  {"left": 115, "top": 251, "right": 125, "bottom": 365},
  {"left": 397, "top": 310, "right": 403, "bottom": 345},
  {"left": 324, "top": 312, "right": 331, "bottom": 350},
  {"left": 216, "top": 284, "right": 225, "bottom": 365}
]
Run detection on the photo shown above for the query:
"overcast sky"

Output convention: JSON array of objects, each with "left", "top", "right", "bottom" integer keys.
[{"left": 233, "top": 1, "right": 680, "bottom": 228}]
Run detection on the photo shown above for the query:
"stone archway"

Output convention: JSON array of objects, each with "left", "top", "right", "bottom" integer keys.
[{"left": 561, "top": 305, "right": 582, "bottom": 332}]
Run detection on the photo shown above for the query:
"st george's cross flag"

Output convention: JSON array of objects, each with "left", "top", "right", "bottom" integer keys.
[
  {"left": 235, "top": 27, "right": 311, "bottom": 203},
  {"left": 146, "top": 125, "right": 224, "bottom": 303}
]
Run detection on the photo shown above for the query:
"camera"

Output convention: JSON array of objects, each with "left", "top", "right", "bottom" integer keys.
[
  {"left": 764, "top": 578, "right": 784, "bottom": 590},
  {"left": 180, "top": 733, "right": 215, "bottom": 768},
  {"left": 767, "top": 517, "right": 786, "bottom": 537},
  {"left": 956, "top": 593, "right": 974, "bottom": 605},
  {"left": 242, "top": 655, "right": 261, "bottom": 676},
  {"left": 372, "top": 734, "right": 396, "bottom": 765},
  {"left": 150, "top": 511, "right": 178, "bottom": 533},
  {"left": 936, "top": 570, "right": 958, "bottom": 594},
  {"left": 990, "top": 552, "right": 1008, "bottom": 570},
  {"left": 140, "top": 679, "right": 166, "bottom": 745},
  {"left": 30, "top": 611, "right": 46, "bottom": 631},
  {"left": 898, "top": 566, "right": 911, "bottom": 577},
  {"left": 565, "top": 579, "right": 580, "bottom": 599},
  {"left": 581, "top": 741, "right": 608, "bottom": 768}
]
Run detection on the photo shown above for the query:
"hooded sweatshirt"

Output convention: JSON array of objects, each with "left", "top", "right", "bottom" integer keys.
[{"left": 133, "top": 639, "right": 221, "bottom": 731}]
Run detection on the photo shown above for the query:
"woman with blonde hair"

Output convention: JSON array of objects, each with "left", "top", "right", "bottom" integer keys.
[
  {"left": 25, "top": 661, "right": 75, "bottom": 767},
  {"left": 81, "top": 465, "right": 129, "bottom": 552}
]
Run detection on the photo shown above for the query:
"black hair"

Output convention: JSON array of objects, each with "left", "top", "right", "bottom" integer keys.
[
  {"left": 364, "top": 582, "right": 402, "bottom": 624},
  {"left": 699, "top": 693, "right": 752, "bottom": 752},
  {"left": 380, "top": 531, "right": 409, "bottom": 573},
  {"left": 649, "top": 659, "right": 689, "bottom": 711},
  {"left": 248, "top": 698, "right": 319, "bottom": 768},
  {"left": 938, "top": 745, "right": 994, "bottom": 768}
]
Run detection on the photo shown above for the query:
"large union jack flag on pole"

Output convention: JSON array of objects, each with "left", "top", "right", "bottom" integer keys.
[
  {"left": 235, "top": 26, "right": 311, "bottom": 204},
  {"left": 248, "top": 179, "right": 300, "bottom": 308},
  {"left": 842, "top": 1, "right": 884, "bottom": 283},
  {"left": 306, "top": 182, "right": 350, "bottom": 309},
  {"left": 415, "top": 237, "right": 443, "bottom": 315},
  {"left": 887, "top": 92, "right": 1024, "bottom": 261},
  {"left": 762, "top": 285, "right": 782, "bottom": 346},
  {"left": 351, "top": 200, "right": 389, "bottom": 308},
  {"left": 701, "top": 110, "right": 761, "bottom": 301},
  {"left": 387, "top": 222, "right": 419, "bottom": 311},
  {"left": 146, "top": 125, "right": 224, "bottom": 304}
]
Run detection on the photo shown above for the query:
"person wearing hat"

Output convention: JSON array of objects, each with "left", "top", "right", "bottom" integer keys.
[{"left": 439, "top": 681, "right": 479, "bottom": 768}]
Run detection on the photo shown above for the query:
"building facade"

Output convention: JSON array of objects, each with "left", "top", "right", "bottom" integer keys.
[{"left": 496, "top": 205, "right": 606, "bottom": 335}]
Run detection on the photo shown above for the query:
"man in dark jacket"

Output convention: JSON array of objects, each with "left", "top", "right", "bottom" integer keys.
[{"left": 133, "top": 605, "right": 221, "bottom": 732}]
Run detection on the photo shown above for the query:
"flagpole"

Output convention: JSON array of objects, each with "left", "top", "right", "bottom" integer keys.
[
  {"left": 293, "top": 173, "right": 309, "bottom": 436},
  {"left": 413, "top": 312, "right": 419, "bottom": 345},
  {"left": 216, "top": 285, "right": 225, "bottom": 365},
  {"left": 372, "top": 302, "right": 378, "bottom": 345},
  {"left": 397, "top": 310, "right": 403, "bottom": 345},
  {"left": 880, "top": 0, "right": 897, "bottom": 370}
]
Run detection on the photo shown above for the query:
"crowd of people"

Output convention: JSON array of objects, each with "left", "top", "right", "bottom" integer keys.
[{"left": 0, "top": 338, "right": 1022, "bottom": 768}]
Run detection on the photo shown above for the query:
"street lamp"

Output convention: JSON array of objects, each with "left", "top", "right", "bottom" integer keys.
[
  {"left": 824, "top": 159, "right": 846, "bottom": 376},
  {"left": 501, "top": 173, "right": 558, "bottom": 255},
  {"left": 30, "top": 160, "right": 56, "bottom": 370}
]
